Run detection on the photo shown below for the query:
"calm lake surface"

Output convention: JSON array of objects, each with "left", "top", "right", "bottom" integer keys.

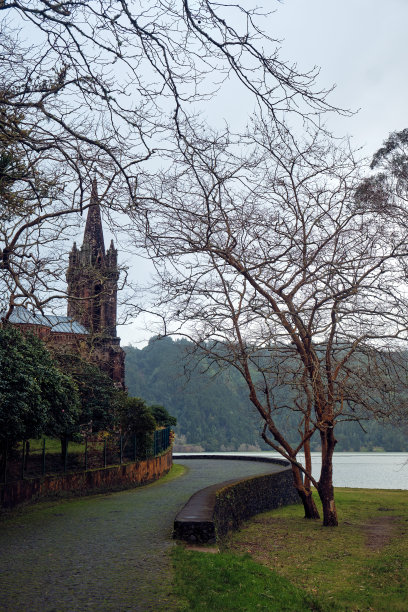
[
  {"left": 176, "top": 452, "right": 408, "bottom": 490},
  {"left": 302, "top": 452, "right": 408, "bottom": 490}
]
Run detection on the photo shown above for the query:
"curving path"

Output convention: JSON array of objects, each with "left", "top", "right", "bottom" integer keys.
[{"left": 0, "top": 458, "right": 283, "bottom": 611}]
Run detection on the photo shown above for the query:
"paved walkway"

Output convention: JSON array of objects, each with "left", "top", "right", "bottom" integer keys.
[{"left": 0, "top": 458, "right": 282, "bottom": 611}]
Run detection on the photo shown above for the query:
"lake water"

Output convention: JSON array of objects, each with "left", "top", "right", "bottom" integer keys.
[
  {"left": 175, "top": 452, "right": 408, "bottom": 490},
  {"left": 302, "top": 452, "right": 408, "bottom": 490}
]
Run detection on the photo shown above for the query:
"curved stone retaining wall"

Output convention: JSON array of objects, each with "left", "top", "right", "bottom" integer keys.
[
  {"left": 1, "top": 448, "right": 173, "bottom": 509},
  {"left": 214, "top": 467, "right": 299, "bottom": 538},
  {"left": 173, "top": 455, "right": 300, "bottom": 543}
]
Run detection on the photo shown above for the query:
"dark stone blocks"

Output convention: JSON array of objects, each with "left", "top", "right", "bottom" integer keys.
[{"left": 173, "top": 456, "right": 300, "bottom": 543}]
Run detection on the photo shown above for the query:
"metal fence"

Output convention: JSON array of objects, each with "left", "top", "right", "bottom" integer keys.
[{"left": 1, "top": 427, "right": 172, "bottom": 484}]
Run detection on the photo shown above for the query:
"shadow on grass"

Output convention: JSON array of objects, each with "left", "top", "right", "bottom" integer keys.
[{"left": 172, "top": 546, "right": 325, "bottom": 611}]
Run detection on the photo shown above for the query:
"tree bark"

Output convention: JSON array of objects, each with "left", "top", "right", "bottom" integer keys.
[
  {"left": 318, "top": 483, "right": 338, "bottom": 526},
  {"left": 317, "top": 427, "right": 338, "bottom": 526},
  {"left": 291, "top": 463, "right": 320, "bottom": 519}
]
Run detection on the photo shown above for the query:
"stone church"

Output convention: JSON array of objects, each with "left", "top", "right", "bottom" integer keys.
[{"left": 5, "top": 180, "right": 125, "bottom": 388}]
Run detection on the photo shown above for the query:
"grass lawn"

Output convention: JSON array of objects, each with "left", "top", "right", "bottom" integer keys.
[
  {"left": 173, "top": 547, "right": 324, "bottom": 611},
  {"left": 173, "top": 488, "right": 408, "bottom": 611},
  {"left": 19, "top": 437, "right": 87, "bottom": 453}
]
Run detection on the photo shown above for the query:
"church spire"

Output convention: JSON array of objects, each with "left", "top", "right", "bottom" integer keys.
[
  {"left": 83, "top": 178, "right": 105, "bottom": 255},
  {"left": 66, "top": 180, "right": 124, "bottom": 388}
]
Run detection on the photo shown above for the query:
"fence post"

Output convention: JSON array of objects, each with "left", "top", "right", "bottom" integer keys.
[
  {"left": 64, "top": 440, "right": 68, "bottom": 473},
  {"left": 3, "top": 439, "right": 7, "bottom": 484},
  {"left": 42, "top": 438, "right": 46, "bottom": 475},
  {"left": 120, "top": 435, "right": 123, "bottom": 464},
  {"left": 21, "top": 440, "right": 25, "bottom": 480},
  {"left": 104, "top": 439, "right": 107, "bottom": 468}
]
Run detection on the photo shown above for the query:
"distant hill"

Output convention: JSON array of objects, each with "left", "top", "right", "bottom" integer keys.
[{"left": 124, "top": 337, "right": 408, "bottom": 452}]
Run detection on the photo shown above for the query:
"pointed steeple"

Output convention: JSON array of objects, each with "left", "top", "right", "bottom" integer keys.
[
  {"left": 66, "top": 179, "right": 125, "bottom": 388},
  {"left": 83, "top": 178, "right": 105, "bottom": 255}
]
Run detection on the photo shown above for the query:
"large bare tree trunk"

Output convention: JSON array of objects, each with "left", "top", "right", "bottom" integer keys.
[
  {"left": 291, "top": 463, "right": 320, "bottom": 519},
  {"left": 317, "top": 428, "right": 338, "bottom": 526},
  {"left": 302, "top": 435, "right": 320, "bottom": 519}
]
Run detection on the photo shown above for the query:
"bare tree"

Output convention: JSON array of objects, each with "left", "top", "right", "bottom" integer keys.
[
  {"left": 128, "top": 121, "right": 408, "bottom": 526},
  {"left": 0, "top": 0, "right": 343, "bottom": 316},
  {"left": 0, "top": 107, "right": 113, "bottom": 316}
]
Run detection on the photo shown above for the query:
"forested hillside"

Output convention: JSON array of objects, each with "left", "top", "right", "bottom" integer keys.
[{"left": 125, "top": 337, "right": 408, "bottom": 452}]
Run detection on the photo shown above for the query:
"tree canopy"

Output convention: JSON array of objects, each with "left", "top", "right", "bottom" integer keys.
[
  {"left": 0, "top": 326, "right": 80, "bottom": 453},
  {"left": 149, "top": 404, "right": 177, "bottom": 428},
  {"left": 0, "top": 0, "right": 341, "bottom": 319},
  {"left": 126, "top": 120, "right": 408, "bottom": 525},
  {"left": 52, "top": 351, "right": 124, "bottom": 435},
  {"left": 125, "top": 338, "right": 408, "bottom": 454}
]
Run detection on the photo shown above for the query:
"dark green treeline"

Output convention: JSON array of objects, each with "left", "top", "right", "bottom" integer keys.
[{"left": 125, "top": 337, "right": 408, "bottom": 453}]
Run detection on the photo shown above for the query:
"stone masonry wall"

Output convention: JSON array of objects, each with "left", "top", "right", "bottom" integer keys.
[
  {"left": 214, "top": 466, "right": 300, "bottom": 538},
  {"left": 0, "top": 448, "right": 173, "bottom": 509}
]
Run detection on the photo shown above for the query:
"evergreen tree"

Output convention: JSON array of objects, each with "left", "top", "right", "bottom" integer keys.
[{"left": 0, "top": 326, "right": 80, "bottom": 463}]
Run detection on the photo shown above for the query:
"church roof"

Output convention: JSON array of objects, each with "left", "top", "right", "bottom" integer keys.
[
  {"left": 41, "top": 315, "right": 89, "bottom": 334},
  {"left": 2, "top": 305, "right": 89, "bottom": 334}
]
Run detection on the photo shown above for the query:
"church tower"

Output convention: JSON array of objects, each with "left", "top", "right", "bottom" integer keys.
[{"left": 66, "top": 179, "right": 125, "bottom": 387}]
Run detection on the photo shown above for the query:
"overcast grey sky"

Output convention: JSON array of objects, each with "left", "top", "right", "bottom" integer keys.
[
  {"left": 118, "top": 0, "right": 408, "bottom": 346},
  {"left": 271, "top": 0, "right": 408, "bottom": 153}
]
